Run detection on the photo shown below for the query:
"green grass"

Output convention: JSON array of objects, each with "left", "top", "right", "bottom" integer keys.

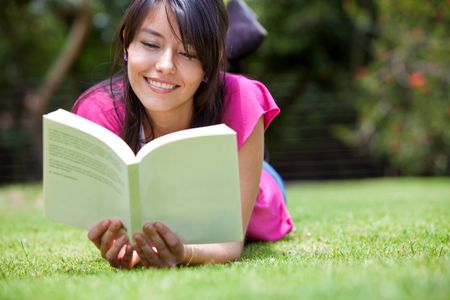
[{"left": 0, "top": 178, "right": 449, "bottom": 300}]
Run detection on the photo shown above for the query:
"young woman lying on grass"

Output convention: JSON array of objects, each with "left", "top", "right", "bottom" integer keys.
[{"left": 72, "top": 0, "right": 293, "bottom": 269}]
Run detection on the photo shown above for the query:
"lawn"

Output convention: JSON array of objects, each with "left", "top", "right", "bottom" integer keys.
[{"left": 0, "top": 178, "right": 449, "bottom": 300}]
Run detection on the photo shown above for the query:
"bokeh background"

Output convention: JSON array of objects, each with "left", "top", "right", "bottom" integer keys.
[{"left": 0, "top": 0, "right": 448, "bottom": 184}]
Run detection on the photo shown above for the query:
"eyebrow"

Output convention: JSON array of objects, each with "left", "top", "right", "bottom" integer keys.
[{"left": 139, "top": 28, "right": 164, "bottom": 38}]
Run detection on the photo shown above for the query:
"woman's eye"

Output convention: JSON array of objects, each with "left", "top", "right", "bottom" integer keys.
[{"left": 142, "top": 42, "right": 159, "bottom": 49}]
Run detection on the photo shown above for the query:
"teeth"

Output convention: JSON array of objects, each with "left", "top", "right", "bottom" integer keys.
[{"left": 148, "top": 79, "right": 176, "bottom": 90}]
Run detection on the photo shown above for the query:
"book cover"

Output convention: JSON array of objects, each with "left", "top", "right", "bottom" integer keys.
[{"left": 43, "top": 109, "right": 243, "bottom": 244}]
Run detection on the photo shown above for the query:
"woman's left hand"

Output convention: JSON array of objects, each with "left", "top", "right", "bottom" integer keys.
[{"left": 133, "top": 222, "right": 186, "bottom": 268}]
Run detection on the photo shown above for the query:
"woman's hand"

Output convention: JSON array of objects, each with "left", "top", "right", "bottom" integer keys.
[
  {"left": 133, "top": 222, "right": 187, "bottom": 268},
  {"left": 87, "top": 219, "right": 137, "bottom": 269}
]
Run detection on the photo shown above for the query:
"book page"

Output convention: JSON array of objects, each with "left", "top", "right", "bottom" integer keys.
[
  {"left": 138, "top": 131, "right": 243, "bottom": 244},
  {"left": 136, "top": 124, "right": 235, "bottom": 161},
  {"left": 43, "top": 117, "right": 132, "bottom": 232}
]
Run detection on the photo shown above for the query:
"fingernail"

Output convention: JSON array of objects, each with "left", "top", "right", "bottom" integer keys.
[
  {"left": 144, "top": 224, "right": 154, "bottom": 233},
  {"left": 112, "top": 221, "right": 122, "bottom": 231},
  {"left": 135, "top": 236, "right": 143, "bottom": 245}
]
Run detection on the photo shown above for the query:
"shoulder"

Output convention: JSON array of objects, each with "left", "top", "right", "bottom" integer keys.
[
  {"left": 224, "top": 73, "right": 271, "bottom": 100},
  {"left": 223, "top": 73, "right": 280, "bottom": 124},
  {"left": 72, "top": 77, "right": 125, "bottom": 137},
  {"left": 222, "top": 73, "right": 280, "bottom": 148}
]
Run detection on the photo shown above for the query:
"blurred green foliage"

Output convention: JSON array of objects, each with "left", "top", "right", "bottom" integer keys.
[
  {"left": 0, "top": 0, "right": 126, "bottom": 182},
  {"left": 245, "top": 0, "right": 448, "bottom": 177},
  {"left": 335, "top": 0, "right": 450, "bottom": 175},
  {"left": 0, "top": 0, "right": 126, "bottom": 108},
  {"left": 244, "top": 0, "right": 376, "bottom": 178},
  {"left": 0, "top": 0, "right": 448, "bottom": 181}
]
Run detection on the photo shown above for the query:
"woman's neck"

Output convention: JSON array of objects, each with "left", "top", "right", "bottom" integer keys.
[{"left": 144, "top": 108, "right": 193, "bottom": 139}]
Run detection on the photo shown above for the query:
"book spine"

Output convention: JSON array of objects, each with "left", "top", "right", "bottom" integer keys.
[{"left": 128, "top": 163, "right": 142, "bottom": 236}]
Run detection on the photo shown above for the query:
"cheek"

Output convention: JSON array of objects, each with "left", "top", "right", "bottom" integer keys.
[
  {"left": 181, "top": 63, "right": 205, "bottom": 87},
  {"left": 127, "top": 45, "right": 153, "bottom": 73},
  {"left": 127, "top": 62, "right": 140, "bottom": 89},
  {"left": 128, "top": 55, "right": 150, "bottom": 74}
]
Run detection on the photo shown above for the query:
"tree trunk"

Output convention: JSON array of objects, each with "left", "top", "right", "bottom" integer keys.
[{"left": 25, "top": 0, "right": 92, "bottom": 174}]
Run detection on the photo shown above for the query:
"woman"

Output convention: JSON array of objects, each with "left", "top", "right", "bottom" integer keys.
[{"left": 73, "top": 0, "right": 293, "bottom": 269}]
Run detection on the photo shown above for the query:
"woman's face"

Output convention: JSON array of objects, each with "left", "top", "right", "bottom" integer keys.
[{"left": 127, "top": 3, "right": 205, "bottom": 118}]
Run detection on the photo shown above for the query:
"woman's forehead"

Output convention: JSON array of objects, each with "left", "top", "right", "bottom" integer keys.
[{"left": 138, "top": 3, "right": 181, "bottom": 38}]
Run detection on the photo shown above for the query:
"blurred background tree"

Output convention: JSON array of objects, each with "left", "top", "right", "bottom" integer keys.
[
  {"left": 0, "top": 0, "right": 448, "bottom": 183},
  {"left": 335, "top": 0, "right": 450, "bottom": 176},
  {"left": 244, "top": 0, "right": 381, "bottom": 179},
  {"left": 0, "top": 0, "right": 126, "bottom": 182}
]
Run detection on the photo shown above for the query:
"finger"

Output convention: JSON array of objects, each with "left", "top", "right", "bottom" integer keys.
[
  {"left": 154, "top": 222, "right": 185, "bottom": 263},
  {"left": 119, "top": 245, "right": 135, "bottom": 269},
  {"left": 130, "top": 249, "right": 140, "bottom": 267},
  {"left": 105, "top": 235, "right": 128, "bottom": 268},
  {"left": 133, "top": 239, "right": 150, "bottom": 268},
  {"left": 134, "top": 233, "right": 164, "bottom": 268},
  {"left": 87, "top": 219, "right": 111, "bottom": 249},
  {"left": 143, "top": 223, "right": 176, "bottom": 267},
  {"left": 100, "top": 219, "right": 123, "bottom": 257}
]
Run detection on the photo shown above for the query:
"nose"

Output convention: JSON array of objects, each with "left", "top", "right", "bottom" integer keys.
[{"left": 155, "top": 49, "right": 176, "bottom": 75}]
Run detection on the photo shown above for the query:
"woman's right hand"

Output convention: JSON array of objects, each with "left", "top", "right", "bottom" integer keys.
[{"left": 87, "top": 219, "right": 138, "bottom": 269}]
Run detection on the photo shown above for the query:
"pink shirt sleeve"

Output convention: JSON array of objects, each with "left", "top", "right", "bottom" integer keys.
[
  {"left": 246, "top": 170, "right": 294, "bottom": 241},
  {"left": 71, "top": 81, "right": 125, "bottom": 137},
  {"left": 222, "top": 73, "right": 293, "bottom": 241},
  {"left": 222, "top": 74, "right": 280, "bottom": 148}
]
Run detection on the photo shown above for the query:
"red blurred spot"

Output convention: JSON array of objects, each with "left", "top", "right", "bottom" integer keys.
[
  {"left": 355, "top": 66, "right": 368, "bottom": 80},
  {"left": 408, "top": 71, "right": 426, "bottom": 89}
]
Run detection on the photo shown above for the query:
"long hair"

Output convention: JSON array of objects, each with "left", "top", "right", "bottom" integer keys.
[{"left": 111, "top": 0, "right": 228, "bottom": 153}]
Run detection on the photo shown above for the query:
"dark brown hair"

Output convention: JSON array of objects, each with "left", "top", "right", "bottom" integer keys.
[{"left": 112, "top": 0, "right": 228, "bottom": 153}]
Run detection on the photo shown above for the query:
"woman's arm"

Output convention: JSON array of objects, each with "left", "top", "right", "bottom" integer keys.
[
  {"left": 236, "top": 117, "right": 265, "bottom": 234},
  {"left": 191, "top": 117, "right": 265, "bottom": 264},
  {"left": 133, "top": 222, "right": 243, "bottom": 267},
  {"left": 134, "top": 117, "right": 265, "bottom": 267}
]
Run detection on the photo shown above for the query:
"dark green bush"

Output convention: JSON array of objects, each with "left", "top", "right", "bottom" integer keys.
[{"left": 336, "top": 0, "right": 449, "bottom": 175}]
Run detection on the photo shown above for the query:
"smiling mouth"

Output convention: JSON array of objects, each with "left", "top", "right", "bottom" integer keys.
[{"left": 146, "top": 78, "right": 178, "bottom": 91}]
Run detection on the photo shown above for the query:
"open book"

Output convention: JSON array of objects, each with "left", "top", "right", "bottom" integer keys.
[{"left": 43, "top": 109, "right": 243, "bottom": 244}]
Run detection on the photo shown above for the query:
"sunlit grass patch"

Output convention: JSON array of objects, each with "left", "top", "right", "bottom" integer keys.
[{"left": 0, "top": 178, "right": 449, "bottom": 300}]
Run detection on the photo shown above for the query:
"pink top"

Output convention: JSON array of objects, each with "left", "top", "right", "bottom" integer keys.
[{"left": 73, "top": 73, "right": 293, "bottom": 241}]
